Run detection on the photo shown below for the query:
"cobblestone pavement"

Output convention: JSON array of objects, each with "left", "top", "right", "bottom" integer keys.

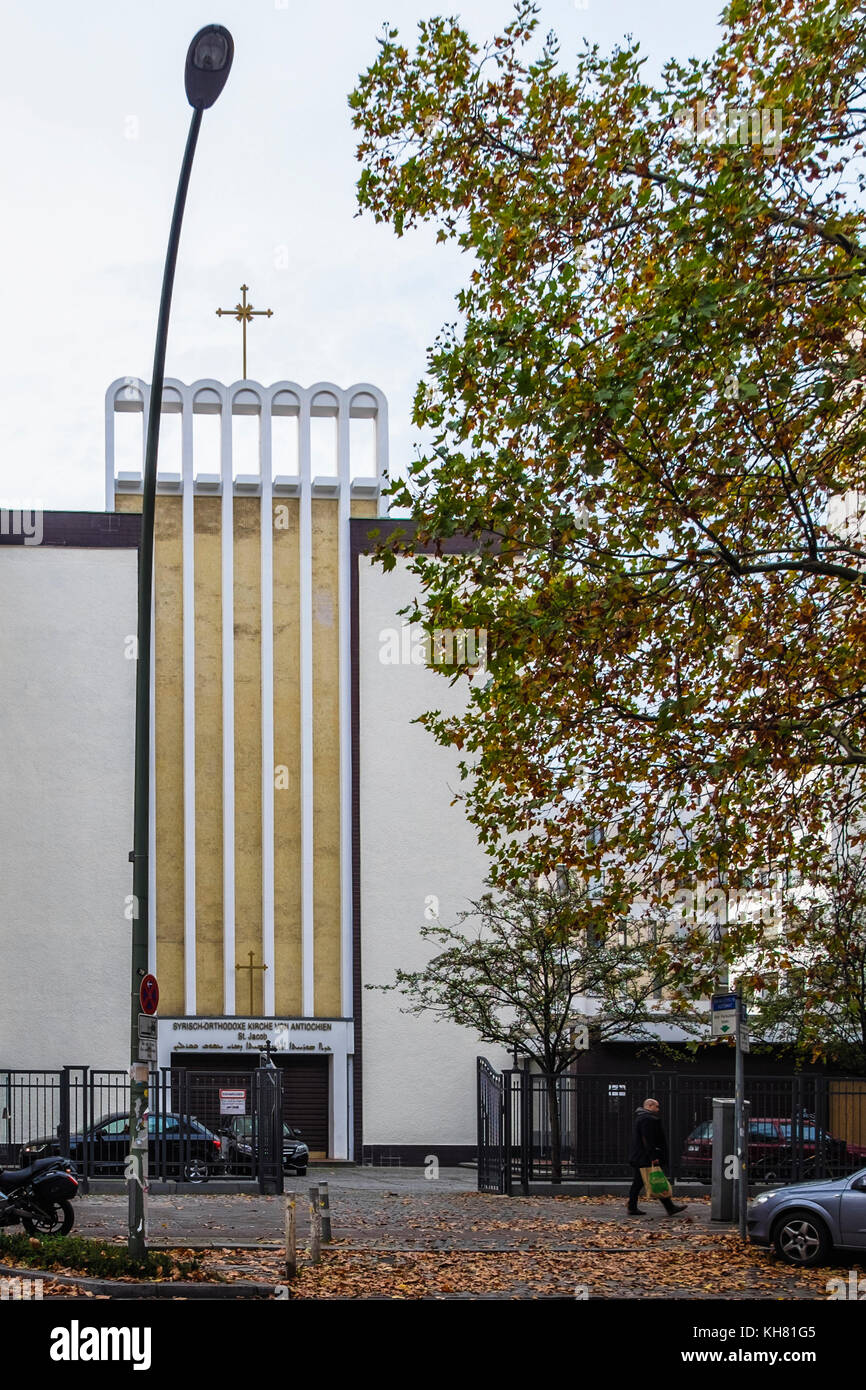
[
  {"left": 66, "top": 1169, "right": 862, "bottom": 1298},
  {"left": 76, "top": 1166, "right": 714, "bottom": 1246}
]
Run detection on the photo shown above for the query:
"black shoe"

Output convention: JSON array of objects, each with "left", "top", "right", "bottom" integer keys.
[
  {"left": 664, "top": 1203, "right": 687, "bottom": 1217},
  {"left": 626, "top": 1206, "right": 646, "bottom": 1215}
]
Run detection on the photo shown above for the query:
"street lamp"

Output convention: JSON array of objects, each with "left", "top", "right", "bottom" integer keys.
[{"left": 127, "top": 24, "right": 233, "bottom": 1259}]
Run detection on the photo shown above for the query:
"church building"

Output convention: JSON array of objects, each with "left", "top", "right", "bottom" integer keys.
[{"left": 0, "top": 373, "right": 509, "bottom": 1164}]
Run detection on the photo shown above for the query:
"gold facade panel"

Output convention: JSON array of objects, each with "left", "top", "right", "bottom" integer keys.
[
  {"left": 194, "top": 497, "right": 224, "bottom": 1015},
  {"left": 119, "top": 478, "right": 368, "bottom": 1022},
  {"left": 312, "top": 498, "right": 342, "bottom": 1017},
  {"left": 115, "top": 494, "right": 142, "bottom": 513},
  {"left": 350, "top": 499, "right": 378, "bottom": 519},
  {"left": 273, "top": 498, "right": 303, "bottom": 1014},
  {"left": 153, "top": 496, "right": 185, "bottom": 1015},
  {"left": 233, "top": 497, "right": 264, "bottom": 1014}
]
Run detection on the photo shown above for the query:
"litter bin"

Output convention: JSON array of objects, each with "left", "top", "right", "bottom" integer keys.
[{"left": 711, "top": 1096, "right": 750, "bottom": 1222}]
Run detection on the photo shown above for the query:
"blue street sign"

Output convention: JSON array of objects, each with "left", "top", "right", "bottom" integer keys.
[{"left": 712, "top": 993, "right": 737, "bottom": 1011}]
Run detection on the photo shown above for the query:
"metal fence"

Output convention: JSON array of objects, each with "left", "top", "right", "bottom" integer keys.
[
  {"left": 477, "top": 1058, "right": 866, "bottom": 1194},
  {"left": 0, "top": 1066, "right": 284, "bottom": 1192}
]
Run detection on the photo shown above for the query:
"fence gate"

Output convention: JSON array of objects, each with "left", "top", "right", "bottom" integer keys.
[
  {"left": 1, "top": 1066, "right": 286, "bottom": 1192},
  {"left": 252, "top": 1067, "right": 285, "bottom": 1194},
  {"left": 476, "top": 1062, "right": 866, "bottom": 1193},
  {"left": 477, "top": 1058, "right": 507, "bottom": 1193}
]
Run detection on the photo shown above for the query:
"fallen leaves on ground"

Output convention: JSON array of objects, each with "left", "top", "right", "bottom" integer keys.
[{"left": 187, "top": 1222, "right": 863, "bottom": 1300}]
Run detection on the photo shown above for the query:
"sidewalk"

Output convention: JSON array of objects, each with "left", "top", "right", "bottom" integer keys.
[{"left": 65, "top": 1168, "right": 846, "bottom": 1298}]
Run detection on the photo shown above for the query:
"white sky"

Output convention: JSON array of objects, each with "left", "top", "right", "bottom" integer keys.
[{"left": 0, "top": 0, "right": 725, "bottom": 511}]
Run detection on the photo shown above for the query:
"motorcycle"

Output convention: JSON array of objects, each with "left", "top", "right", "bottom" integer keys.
[{"left": 0, "top": 1156, "right": 79, "bottom": 1235}]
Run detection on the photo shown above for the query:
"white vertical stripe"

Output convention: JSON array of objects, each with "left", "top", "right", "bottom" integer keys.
[
  {"left": 221, "top": 390, "right": 236, "bottom": 1014},
  {"left": 338, "top": 396, "right": 352, "bottom": 1019},
  {"left": 376, "top": 392, "right": 389, "bottom": 509},
  {"left": 104, "top": 387, "right": 116, "bottom": 512},
  {"left": 260, "top": 403, "right": 275, "bottom": 1013},
  {"left": 299, "top": 396, "right": 315, "bottom": 1016},
  {"left": 182, "top": 397, "right": 197, "bottom": 1015}
]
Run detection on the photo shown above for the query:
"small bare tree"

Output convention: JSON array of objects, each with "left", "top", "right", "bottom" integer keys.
[{"left": 373, "top": 874, "right": 694, "bottom": 1179}]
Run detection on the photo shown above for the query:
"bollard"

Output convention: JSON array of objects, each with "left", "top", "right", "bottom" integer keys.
[
  {"left": 319, "top": 1179, "right": 332, "bottom": 1243},
  {"left": 308, "top": 1184, "right": 322, "bottom": 1265},
  {"left": 284, "top": 1194, "right": 297, "bottom": 1279}
]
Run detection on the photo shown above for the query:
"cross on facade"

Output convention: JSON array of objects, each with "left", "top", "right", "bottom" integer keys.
[
  {"left": 235, "top": 949, "right": 268, "bottom": 1014},
  {"left": 216, "top": 284, "right": 273, "bottom": 380}
]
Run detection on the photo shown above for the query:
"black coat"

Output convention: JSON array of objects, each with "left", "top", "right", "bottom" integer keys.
[{"left": 628, "top": 1107, "right": 668, "bottom": 1167}]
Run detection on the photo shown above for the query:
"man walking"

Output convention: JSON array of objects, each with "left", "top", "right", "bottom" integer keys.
[{"left": 626, "top": 1097, "right": 686, "bottom": 1217}]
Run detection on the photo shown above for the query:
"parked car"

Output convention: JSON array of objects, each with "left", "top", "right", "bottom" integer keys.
[
  {"left": 219, "top": 1115, "right": 309, "bottom": 1175},
  {"left": 748, "top": 1166, "right": 866, "bottom": 1265},
  {"left": 20, "top": 1112, "right": 224, "bottom": 1183},
  {"left": 679, "top": 1116, "right": 866, "bottom": 1183}
]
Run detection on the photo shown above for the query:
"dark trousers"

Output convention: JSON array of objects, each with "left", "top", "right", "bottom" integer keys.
[{"left": 628, "top": 1165, "right": 676, "bottom": 1213}]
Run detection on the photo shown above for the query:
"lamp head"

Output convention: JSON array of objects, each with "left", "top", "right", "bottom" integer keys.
[{"left": 185, "top": 24, "right": 234, "bottom": 109}]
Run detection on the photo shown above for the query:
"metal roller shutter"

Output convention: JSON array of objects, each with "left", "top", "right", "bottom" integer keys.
[{"left": 281, "top": 1057, "right": 330, "bottom": 1155}]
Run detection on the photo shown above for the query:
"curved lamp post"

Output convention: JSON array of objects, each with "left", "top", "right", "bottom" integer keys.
[{"left": 128, "top": 24, "right": 233, "bottom": 1259}]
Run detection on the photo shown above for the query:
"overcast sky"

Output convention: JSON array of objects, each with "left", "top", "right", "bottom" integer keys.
[{"left": 0, "top": 0, "right": 725, "bottom": 511}]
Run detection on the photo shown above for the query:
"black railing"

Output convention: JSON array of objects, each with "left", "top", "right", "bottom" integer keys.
[
  {"left": 477, "top": 1057, "right": 506, "bottom": 1193},
  {"left": 0, "top": 1066, "right": 284, "bottom": 1193},
  {"left": 476, "top": 1061, "right": 866, "bottom": 1193}
]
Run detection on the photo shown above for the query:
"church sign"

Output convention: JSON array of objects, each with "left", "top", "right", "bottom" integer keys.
[{"left": 164, "top": 1018, "right": 343, "bottom": 1056}]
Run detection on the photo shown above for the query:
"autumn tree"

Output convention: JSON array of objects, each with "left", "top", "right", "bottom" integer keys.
[
  {"left": 371, "top": 875, "right": 698, "bottom": 1179},
  {"left": 350, "top": 0, "right": 866, "bottom": 980},
  {"left": 738, "top": 854, "right": 866, "bottom": 1073}
]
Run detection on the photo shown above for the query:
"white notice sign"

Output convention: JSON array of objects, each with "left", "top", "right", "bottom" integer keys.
[
  {"left": 138, "top": 1014, "right": 157, "bottom": 1062},
  {"left": 219, "top": 1088, "right": 247, "bottom": 1115}
]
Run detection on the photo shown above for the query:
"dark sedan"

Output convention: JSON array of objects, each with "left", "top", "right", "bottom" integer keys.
[
  {"left": 20, "top": 1112, "right": 224, "bottom": 1183},
  {"left": 219, "top": 1115, "right": 309, "bottom": 1175}
]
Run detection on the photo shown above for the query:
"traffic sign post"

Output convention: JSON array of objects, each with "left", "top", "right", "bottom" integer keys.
[
  {"left": 129, "top": 976, "right": 158, "bottom": 1253},
  {"left": 140, "top": 974, "right": 159, "bottom": 1016},
  {"left": 734, "top": 992, "right": 748, "bottom": 1240}
]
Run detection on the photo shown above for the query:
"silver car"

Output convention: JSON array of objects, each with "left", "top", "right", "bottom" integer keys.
[{"left": 747, "top": 1166, "right": 866, "bottom": 1266}]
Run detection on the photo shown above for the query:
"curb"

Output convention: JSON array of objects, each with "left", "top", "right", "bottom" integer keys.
[
  {"left": 0, "top": 1262, "right": 275, "bottom": 1300},
  {"left": 84, "top": 1180, "right": 261, "bottom": 1196}
]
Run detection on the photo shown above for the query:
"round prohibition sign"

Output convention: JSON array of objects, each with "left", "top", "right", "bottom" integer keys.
[{"left": 140, "top": 974, "right": 159, "bottom": 1015}]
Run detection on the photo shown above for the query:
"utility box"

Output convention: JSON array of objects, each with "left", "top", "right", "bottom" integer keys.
[{"left": 711, "top": 1096, "right": 750, "bottom": 1222}]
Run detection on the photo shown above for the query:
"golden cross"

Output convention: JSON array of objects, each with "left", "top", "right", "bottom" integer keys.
[
  {"left": 216, "top": 284, "right": 273, "bottom": 380},
  {"left": 235, "top": 950, "right": 268, "bottom": 1015}
]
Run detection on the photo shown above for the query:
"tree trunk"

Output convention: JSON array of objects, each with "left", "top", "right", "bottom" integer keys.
[{"left": 546, "top": 1073, "right": 563, "bottom": 1184}]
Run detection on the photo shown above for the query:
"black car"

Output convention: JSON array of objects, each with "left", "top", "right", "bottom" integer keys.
[
  {"left": 20, "top": 1112, "right": 224, "bottom": 1183},
  {"left": 219, "top": 1115, "right": 309, "bottom": 1175}
]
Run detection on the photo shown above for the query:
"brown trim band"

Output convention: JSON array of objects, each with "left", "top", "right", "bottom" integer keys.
[{"left": 0, "top": 511, "right": 140, "bottom": 548}]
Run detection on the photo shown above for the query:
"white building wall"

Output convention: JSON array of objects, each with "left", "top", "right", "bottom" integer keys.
[
  {"left": 359, "top": 556, "right": 511, "bottom": 1148},
  {"left": 0, "top": 547, "right": 136, "bottom": 1071}
]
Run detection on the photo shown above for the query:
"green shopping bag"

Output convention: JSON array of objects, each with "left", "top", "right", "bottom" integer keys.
[
  {"left": 641, "top": 1164, "right": 673, "bottom": 1199},
  {"left": 646, "top": 1164, "right": 672, "bottom": 1198}
]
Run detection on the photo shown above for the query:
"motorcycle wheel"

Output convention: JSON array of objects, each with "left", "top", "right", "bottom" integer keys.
[{"left": 22, "top": 1200, "right": 75, "bottom": 1236}]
